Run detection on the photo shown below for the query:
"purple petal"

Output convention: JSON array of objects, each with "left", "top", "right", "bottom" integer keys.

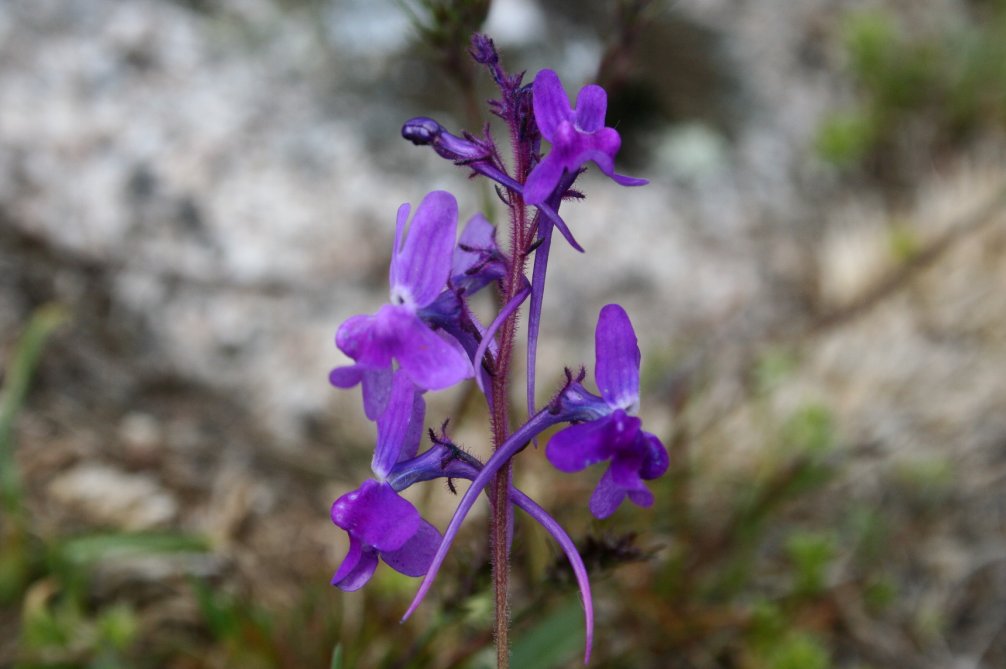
[
  {"left": 385, "top": 306, "right": 472, "bottom": 390},
  {"left": 452, "top": 213, "right": 497, "bottom": 276},
  {"left": 595, "top": 304, "right": 641, "bottom": 410},
  {"left": 586, "top": 127, "right": 622, "bottom": 161},
  {"left": 330, "top": 480, "right": 420, "bottom": 552},
  {"left": 585, "top": 148, "right": 616, "bottom": 176},
  {"left": 401, "top": 385, "right": 426, "bottom": 462},
  {"left": 331, "top": 537, "right": 379, "bottom": 591},
  {"left": 639, "top": 432, "right": 669, "bottom": 480},
  {"left": 574, "top": 84, "right": 607, "bottom": 133},
  {"left": 388, "top": 202, "right": 410, "bottom": 287},
  {"left": 576, "top": 127, "right": 624, "bottom": 179},
  {"left": 532, "top": 69, "right": 573, "bottom": 141},
  {"left": 335, "top": 314, "right": 377, "bottom": 361},
  {"left": 372, "top": 372, "right": 424, "bottom": 478},
  {"left": 381, "top": 518, "right": 441, "bottom": 577},
  {"left": 546, "top": 418, "right": 615, "bottom": 473},
  {"left": 329, "top": 362, "right": 394, "bottom": 421},
  {"left": 335, "top": 313, "right": 398, "bottom": 375},
  {"left": 609, "top": 410, "right": 643, "bottom": 449},
  {"left": 589, "top": 468, "right": 628, "bottom": 519},
  {"left": 627, "top": 486, "right": 655, "bottom": 508},
  {"left": 328, "top": 364, "right": 363, "bottom": 389},
  {"left": 523, "top": 152, "right": 566, "bottom": 206},
  {"left": 608, "top": 448, "right": 645, "bottom": 489},
  {"left": 449, "top": 213, "right": 505, "bottom": 296},
  {"left": 390, "top": 191, "right": 459, "bottom": 308},
  {"left": 360, "top": 367, "right": 394, "bottom": 421}
]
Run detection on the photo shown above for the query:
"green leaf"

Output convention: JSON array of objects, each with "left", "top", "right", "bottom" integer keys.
[
  {"left": 56, "top": 531, "right": 209, "bottom": 567},
  {"left": 0, "top": 303, "right": 67, "bottom": 515},
  {"left": 761, "top": 632, "right": 831, "bottom": 669},
  {"left": 191, "top": 578, "right": 240, "bottom": 641},
  {"left": 509, "top": 597, "right": 586, "bottom": 669},
  {"left": 780, "top": 405, "right": 835, "bottom": 455},
  {"left": 814, "top": 111, "right": 876, "bottom": 167},
  {"left": 785, "top": 531, "right": 836, "bottom": 596},
  {"left": 330, "top": 644, "right": 344, "bottom": 669}
]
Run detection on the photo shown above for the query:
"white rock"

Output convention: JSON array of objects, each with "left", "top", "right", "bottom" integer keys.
[{"left": 47, "top": 464, "right": 178, "bottom": 530}]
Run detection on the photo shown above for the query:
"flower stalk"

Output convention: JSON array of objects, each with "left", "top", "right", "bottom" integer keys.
[{"left": 327, "top": 32, "right": 658, "bottom": 668}]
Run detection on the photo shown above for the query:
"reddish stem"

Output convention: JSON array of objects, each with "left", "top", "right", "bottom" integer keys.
[{"left": 488, "top": 116, "right": 533, "bottom": 669}]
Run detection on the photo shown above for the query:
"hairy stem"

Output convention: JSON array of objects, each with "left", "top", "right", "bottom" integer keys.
[{"left": 489, "top": 114, "right": 533, "bottom": 669}]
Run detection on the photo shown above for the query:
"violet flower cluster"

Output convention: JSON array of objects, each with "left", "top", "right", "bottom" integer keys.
[{"left": 329, "top": 34, "right": 667, "bottom": 664}]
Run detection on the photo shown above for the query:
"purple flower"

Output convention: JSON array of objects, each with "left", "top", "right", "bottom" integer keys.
[
  {"left": 332, "top": 371, "right": 437, "bottom": 591},
  {"left": 330, "top": 478, "right": 441, "bottom": 590},
  {"left": 523, "top": 69, "right": 647, "bottom": 206},
  {"left": 329, "top": 191, "right": 472, "bottom": 419},
  {"left": 546, "top": 304, "right": 668, "bottom": 518}
]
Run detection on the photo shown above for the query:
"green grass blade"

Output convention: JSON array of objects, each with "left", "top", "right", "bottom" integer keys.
[
  {"left": 0, "top": 304, "right": 66, "bottom": 515},
  {"left": 56, "top": 531, "right": 210, "bottom": 567}
]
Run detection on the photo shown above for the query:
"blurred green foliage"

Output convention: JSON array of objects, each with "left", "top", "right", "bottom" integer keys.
[
  {"left": 399, "top": 0, "right": 491, "bottom": 122},
  {"left": 757, "top": 631, "right": 831, "bottom": 669},
  {"left": 400, "top": 0, "right": 490, "bottom": 63},
  {"left": 785, "top": 531, "right": 836, "bottom": 596},
  {"left": 0, "top": 304, "right": 65, "bottom": 521},
  {"left": 753, "top": 347, "right": 799, "bottom": 395},
  {"left": 1, "top": 306, "right": 65, "bottom": 608},
  {"left": 816, "top": 3, "right": 1006, "bottom": 173}
]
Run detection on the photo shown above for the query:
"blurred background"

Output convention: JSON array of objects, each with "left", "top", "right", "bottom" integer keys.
[{"left": 2, "top": 0, "right": 1005, "bottom": 667}]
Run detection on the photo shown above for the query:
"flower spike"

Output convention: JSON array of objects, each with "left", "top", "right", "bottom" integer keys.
[{"left": 333, "top": 35, "right": 656, "bottom": 666}]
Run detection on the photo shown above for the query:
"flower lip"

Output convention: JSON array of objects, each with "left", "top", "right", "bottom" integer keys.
[
  {"left": 330, "top": 478, "right": 442, "bottom": 590},
  {"left": 330, "top": 479, "right": 420, "bottom": 552}
]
